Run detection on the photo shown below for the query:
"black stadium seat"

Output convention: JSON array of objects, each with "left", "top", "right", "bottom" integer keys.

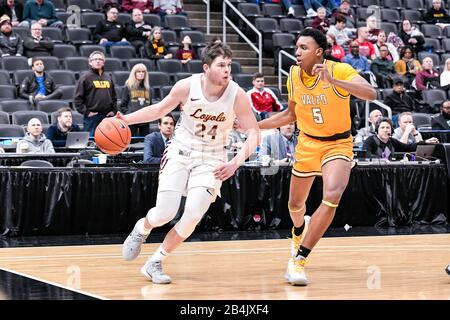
[
  {"left": 0, "top": 100, "right": 31, "bottom": 113},
  {"left": 0, "top": 124, "right": 25, "bottom": 137},
  {"left": 12, "top": 110, "right": 49, "bottom": 125},
  {"left": 0, "top": 111, "right": 10, "bottom": 124}
]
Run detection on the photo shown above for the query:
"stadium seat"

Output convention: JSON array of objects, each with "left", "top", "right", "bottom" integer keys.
[
  {"left": 12, "top": 110, "right": 49, "bottom": 125},
  {"left": 0, "top": 124, "right": 25, "bottom": 137},
  {"left": 0, "top": 100, "right": 31, "bottom": 113},
  {"left": 48, "top": 70, "right": 77, "bottom": 86},
  {"left": 0, "top": 111, "right": 9, "bottom": 124}
]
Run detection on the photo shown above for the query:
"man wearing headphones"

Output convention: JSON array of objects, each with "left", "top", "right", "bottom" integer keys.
[{"left": 362, "top": 117, "right": 424, "bottom": 159}]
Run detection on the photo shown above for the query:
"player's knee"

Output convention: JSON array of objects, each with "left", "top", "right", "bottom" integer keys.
[
  {"left": 322, "top": 189, "right": 343, "bottom": 206},
  {"left": 288, "top": 201, "right": 306, "bottom": 215},
  {"left": 146, "top": 203, "right": 180, "bottom": 227},
  {"left": 174, "top": 215, "right": 202, "bottom": 238}
]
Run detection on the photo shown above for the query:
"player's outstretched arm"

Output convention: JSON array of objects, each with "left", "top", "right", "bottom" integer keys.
[
  {"left": 117, "top": 79, "right": 190, "bottom": 125},
  {"left": 258, "top": 100, "right": 296, "bottom": 130},
  {"left": 213, "top": 89, "right": 261, "bottom": 181}
]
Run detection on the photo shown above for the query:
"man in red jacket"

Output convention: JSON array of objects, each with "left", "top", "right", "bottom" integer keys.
[{"left": 247, "top": 72, "right": 281, "bottom": 120}]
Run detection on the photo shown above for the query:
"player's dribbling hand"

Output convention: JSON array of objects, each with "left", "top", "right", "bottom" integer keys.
[
  {"left": 213, "top": 161, "right": 239, "bottom": 181},
  {"left": 312, "top": 64, "right": 333, "bottom": 84}
]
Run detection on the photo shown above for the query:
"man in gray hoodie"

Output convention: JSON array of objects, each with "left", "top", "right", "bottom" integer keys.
[{"left": 16, "top": 117, "right": 55, "bottom": 153}]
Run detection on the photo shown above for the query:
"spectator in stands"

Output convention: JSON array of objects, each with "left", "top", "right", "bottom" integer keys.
[
  {"left": 119, "top": 63, "right": 152, "bottom": 137},
  {"left": 326, "top": 33, "right": 344, "bottom": 61},
  {"left": 431, "top": 100, "right": 450, "bottom": 130},
  {"left": 19, "top": 57, "right": 61, "bottom": 106},
  {"left": 125, "top": 8, "right": 153, "bottom": 54},
  {"left": 16, "top": 117, "right": 55, "bottom": 154},
  {"left": 143, "top": 114, "right": 175, "bottom": 164},
  {"left": 74, "top": 51, "right": 117, "bottom": 136},
  {"left": 46, "top": 107, "right": 81, "bottom": 148},
  {"left": 383, "top": 78, "right": 415, "bottom": 126},
  {"left": 328, "top": 14, "right": 351, "bottom": 48},
  {"left": 153, "top": 0, "right": 187, "bottom": 22},
  {"left": 370, "top": 44, "right": 396, "bottom": 88},
  {"left": 312, "top": 7, "right": 330, "bottom": 34},
  {"left": 374, "top": 30, "right": 399, "bottom": 62},
  {"left": 354, "top": 109, "right": 382, "bottom": 144},
  {"left": 414, "top": 56, "right": 440, "bottom": 92},
  {"left": 0, "top": 0, "right": 24, "bottom": 27},
  {"left": 394, "top": 45, "right": 422, "bottom": 86},
  {"left": 366, "top": 15, "right": 380, "bottom": 44},
  {"left": 399, "top": 19, "right": 425, "bottom": 55},
  {"left": 332, "top": 0, "right": 355, "bottom": 28},
  {"left": 343, "top": 41, "right": 375, "bottom": 85},
  {"left": 362, "top": 117, "right": 422, "bottom": 159},
  {"left": 261, "top": 121, "right": 297, "bottom": 165},
  {"left": 144, "top": 26, "right": 172, "bottom": 60},
  {"left": 0, "top": 14, "right": 22, "bottom": 56},
  {"left": 424, "top": 0, "right": 450, "bottom": 26},
  {"left": 23, "top": 22, "right": 54, "bottom": 58},
  {"left": 176, "top": 35, "right": 196, "bottom": 65},
  {"left": 302, "top": 0, "right": 337, "bottom": 18},
  {"left": 95, "top": 6, "right": 131, "bottom": 50},
  {"left": 392, "top": 111, "right": 439, "bottom": 144},
  {"left": 440, "top": 58, "right": 450, "bottom": 89},
  {"left": 247, "top": 72, "right": 281, "bottom": 120},
  {"left": 20, "top": 0, "right": 63, "bottom": 29},
  {"left": 227, "top": 118, "right": 247, "bottom": 153},
  {"left": 122, "top": 0, "right": 153, "bottom": 13},
  {"left": 355, "top": 27, "right": 376, "bottom": 60}
]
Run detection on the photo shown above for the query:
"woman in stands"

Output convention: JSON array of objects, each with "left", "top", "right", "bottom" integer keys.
[
  {"left": 176, "top": 35, "right": 196, "bottom": 65},
  {"left": 143, "top": 26, "right": 173, "bottom": 61},
  {"left": 119, "top": 63, "right": 152, "bottom": 137},
  {"left": 395, "top": 45, "right": 422, "bottom": 87},
  {"left": 440, "top": 58, "right": 450, "bottom": 89}
]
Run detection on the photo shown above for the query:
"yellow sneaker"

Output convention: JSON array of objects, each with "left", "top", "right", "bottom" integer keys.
[
  {"left": 285, "top": 256, "right": 308, "bottom": 286},
  {"left": 290, "top": 215, "right": 310, "bottom": 257}
]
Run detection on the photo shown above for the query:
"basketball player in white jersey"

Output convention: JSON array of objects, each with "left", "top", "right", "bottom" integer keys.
[{"left": 118, "top": 43, "right": 260, "bottom": 284}]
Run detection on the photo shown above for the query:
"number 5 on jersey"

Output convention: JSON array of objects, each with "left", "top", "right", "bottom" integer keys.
[
  {"left": 312, "top": 108, "right": 324, "bottom": 124},
  {"left": 195, "top": 123, "right": 218, "bottom": 140}
]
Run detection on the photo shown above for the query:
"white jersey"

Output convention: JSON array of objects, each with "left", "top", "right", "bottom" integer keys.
[{"left": 169, "top": 73, "right": 237, "bottom": 161}]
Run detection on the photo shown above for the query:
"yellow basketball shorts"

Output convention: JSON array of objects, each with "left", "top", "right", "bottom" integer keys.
[{"left": 292, "top": 133, "right": 354, "bottom": 177}]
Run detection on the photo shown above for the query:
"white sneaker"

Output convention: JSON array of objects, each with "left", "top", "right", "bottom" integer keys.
[
  {"left": 141, "top": 259, "right": 172, "bottom": 284},
  {"left": 122, "top": 218, "right": 149, "bottom": 261},
  {"left": 285, "top": 256, "right": 308, "bottom": 286},
  {"left": 306, "top": 8, "right": 318, "bottom": 18},
  {"left": 287, "top": 7, "right": 295, "bottom": 17}
]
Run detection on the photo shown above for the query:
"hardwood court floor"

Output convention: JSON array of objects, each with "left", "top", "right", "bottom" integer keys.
[{"left": 0, "top": 234, "right": 449, "bottom": 300}]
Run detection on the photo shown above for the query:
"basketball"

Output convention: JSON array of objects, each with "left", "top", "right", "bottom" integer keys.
[{"left": 94, "top": 117, "right": 131, "bottom": 155}]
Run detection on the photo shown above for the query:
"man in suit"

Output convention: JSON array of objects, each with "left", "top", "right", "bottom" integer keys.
[
  {"left": 143, "top": 114, "right": 175, "bottom": 164},
  {"left": 431, "top": 100, "right": 450, "bottom": 130},
  {"left": 260, "top": 122, "right": 297, "bottom": 165}
]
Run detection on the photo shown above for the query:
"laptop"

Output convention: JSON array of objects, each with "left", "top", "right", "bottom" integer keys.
[
  {"left": 415, "top": 145, "right": 436, "bottom": 160},
  {"left": 65, "top": 132, "right": 90, "bottom": 149}
]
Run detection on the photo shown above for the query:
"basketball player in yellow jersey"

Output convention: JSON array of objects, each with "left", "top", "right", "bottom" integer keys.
[{"left": 259, "top": 28, "right": 376, "bottom": 286}]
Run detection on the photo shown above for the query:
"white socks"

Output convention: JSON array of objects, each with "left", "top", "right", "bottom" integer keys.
[
  {"left": 137, "top": 218, "right": 151, "bottom": 235},
  {"left": 150, "top": 245, "right": 170, "bottom": 262}
]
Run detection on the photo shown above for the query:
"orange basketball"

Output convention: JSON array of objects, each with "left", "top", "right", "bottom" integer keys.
[{"left": 94, "top": 117, "right": 131, "bottom": 155}]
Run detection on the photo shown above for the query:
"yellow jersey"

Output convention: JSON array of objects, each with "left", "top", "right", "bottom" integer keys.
[{"left": 287, "top": 60, "right": 359, "bottom": 138}]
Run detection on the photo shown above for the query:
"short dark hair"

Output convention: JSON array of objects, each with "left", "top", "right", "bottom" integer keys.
[
  {"left": 335, "top": 14, "right": 347, "bottom": 24},
  {"left": 375, "top": 117, "right": 393, "bottom": 134},
  {"left": 201, "top": 42, "right": 233, "bottom": 66},
  {"left": 31, "top": 57, "right": 43, "bottom": 67},
  {"left": 253, "top": 72, "right": 264, "bottom": 80},
  {"left": 298, "top": 28, "right": 328, "bottom": 53},
  {"left": 158, "top": 113, "right": 176, "bottom": 125},
  {"left": 56, "top": 107, "right": 72, "bottom": 118}
]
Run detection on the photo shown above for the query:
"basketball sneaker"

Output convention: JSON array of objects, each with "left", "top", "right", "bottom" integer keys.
[
  {"left": 285, "top": 255, "right": 308, "bottom": 286},
  {"left": 290, "top": 215, "right": 311, "bottom": 257},
  {"left": 122, "top": 218, "right": 149, "bottom": 261},
  {"left": 141, "top": 259, "right": 172, "bottom": 284}
]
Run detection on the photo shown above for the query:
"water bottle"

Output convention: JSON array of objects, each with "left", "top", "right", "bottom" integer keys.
[{"left": 255, "top": 146, "right": 261, "bottom": 163}]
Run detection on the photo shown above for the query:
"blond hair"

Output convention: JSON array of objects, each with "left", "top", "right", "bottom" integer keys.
[{"left": 125, "top": 63, "right": 150, "bottom": 91}]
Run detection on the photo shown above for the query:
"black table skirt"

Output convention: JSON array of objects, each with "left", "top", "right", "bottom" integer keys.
[{"left": 0, "top": 164, "right": 447, "bottom": 236}]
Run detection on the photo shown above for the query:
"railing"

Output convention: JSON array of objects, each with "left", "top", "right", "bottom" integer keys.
[
  {"left": 223, "top": 0, "right": 262, "bottom": 72},
  {"left": 365, "top": 100, "right": 392, "bottom": 127},
  {"left": 278, "top": 49, "right": 296, "bottom": 93},
  {"left": 201, "top": 0, "right": 210, "bottom": 35}
]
